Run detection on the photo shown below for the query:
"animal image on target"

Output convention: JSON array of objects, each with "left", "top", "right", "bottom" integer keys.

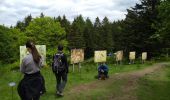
[
  {"left": 71, "top": 49, "right": 84, "bottom": 64},
  {"left": 116, "top": 50, "right": 123, "bottom": 61},
  {"left": 94, "top": 50, "right": 107, "bottom": 63},
  {"left": 142, "top": 52, "right": 147, "bottom": 60},
  {"left": 129, "top": 51, "right": 136, "bottom": 60}
]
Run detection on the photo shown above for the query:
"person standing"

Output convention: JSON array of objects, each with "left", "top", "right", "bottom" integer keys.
[
  {"left": 52, "top": 45, "right": 69, "bottom": 96},
  {"left": 18, "top": 41, "right": 46, "bottom": 100}
]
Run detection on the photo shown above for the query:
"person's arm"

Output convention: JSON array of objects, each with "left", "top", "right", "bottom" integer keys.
[
  {"left": 98, "top": 65, "right": 102, "bottom": 72},
  {"left": 52, "top": 54, "right": 54, "bottom": 67},
  {"left": 104, "top": 65, "right": 109, "bottom": 72},
  {"left": 20, "top": 59, "right": 26, "bottom": 73},
  {"left": 39, "top": 57, "right": 44, "bottom": 68},
  {"left": 63, "top": 54, "right": 69, "bottom": 73}
]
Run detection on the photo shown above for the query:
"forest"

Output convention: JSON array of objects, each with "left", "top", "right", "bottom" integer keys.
[{"left": 0, "top": 0, "right": 170, "bottom": 64}]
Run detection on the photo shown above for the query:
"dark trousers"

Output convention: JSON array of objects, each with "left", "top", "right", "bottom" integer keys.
[
  {"left": 40, "top": 74, "right": 46, "bottom": 94},
  {"left": 55, "top": 71, "right": 67, "bottom": 93},
  {"left": 98, "top": 71, "right": 108, "bottom": 78},
  {"left": 17, "top": 72, "right": 44, "bottom": 100}
]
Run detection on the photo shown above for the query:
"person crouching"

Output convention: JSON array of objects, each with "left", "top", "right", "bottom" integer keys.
[{"left": 98, "top": 63, "right": 109, "bottom": 80}]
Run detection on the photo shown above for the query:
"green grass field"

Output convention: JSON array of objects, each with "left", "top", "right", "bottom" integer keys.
[
  {"left": 1, "top": 61, "right": 170, "bottom": 100},
  {"left": 137, "top": 65, "right": 170, "bottom": 100}
]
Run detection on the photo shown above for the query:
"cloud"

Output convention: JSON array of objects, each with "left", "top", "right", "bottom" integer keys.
[{"left": 0, "top": 0, "right": 140, "bottom": 26}]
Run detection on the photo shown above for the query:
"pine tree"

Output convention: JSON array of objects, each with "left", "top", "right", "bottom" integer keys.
[
  {"left": 93, "top": 17, "right": 103, "bottom": 50},
  {"left": 122, "top": 0, "right": 160, "bottom": 57},
  {"left": 111, "top": 20, "right": 124, "bottom": 51},
  {"left": 155, "top": 0, "right": 170, "bottom": 48},
  {"left": 24, "top": 14, "right": 32, "bottom": 28},
  {"left": 68, "top": 15, "right": 85, "bottom": 49},
  {"left": 101, "top": 17, "right": 113, "bottom": 52},
  {"left": 15, "top": 14, "right": 32, "bottom": 31},
  {"left": 15, "top": 21, "right": 25, "bottom": 31},
  {"left": 84, "top": 17, "right": 94, "bottom": 58},
  {"left": 61, "top": 15, "right": 71, "bottom": 39},
  {"left": 40, "top": 12, "right": 45, "bottom": 18}
]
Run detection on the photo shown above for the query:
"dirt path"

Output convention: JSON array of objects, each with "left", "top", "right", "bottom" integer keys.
[{"left": 66, "top": 63, "right": 169, "bottom": 100}]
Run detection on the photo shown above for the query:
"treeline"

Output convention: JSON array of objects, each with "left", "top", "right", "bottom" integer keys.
[{"left": 0, "top": 0, "right": 170, "bottom": 64}]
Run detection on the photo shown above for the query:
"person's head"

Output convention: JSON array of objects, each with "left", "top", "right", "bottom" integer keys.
[
  {"left": 26, "top": 41, "right": 41, "bottom": 64},
  {"left": 58, "top": 44, "right": 63, "bottom": 51},
  {"left": 99, "top": 62, "right": 105, "bottom": 66}
]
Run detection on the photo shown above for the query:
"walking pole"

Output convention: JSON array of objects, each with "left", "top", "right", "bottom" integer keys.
[
  {"left": 72, "top": 63, "right": 75, "bottom": 72},
  {"left": 78, "top": 63, "right": 81, "bottom": 72},
  {"left": 79, "top": 63, "right": 82, "bottom": 79}
]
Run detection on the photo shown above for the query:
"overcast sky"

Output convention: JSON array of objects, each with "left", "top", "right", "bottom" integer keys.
[{"left": 0, "top": 0, "right": 140, "bottom": 26}]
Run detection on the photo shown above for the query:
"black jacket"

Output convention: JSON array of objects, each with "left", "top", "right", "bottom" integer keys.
[{"left": 52, "top": 52, "right": 69, "bottom": 73}]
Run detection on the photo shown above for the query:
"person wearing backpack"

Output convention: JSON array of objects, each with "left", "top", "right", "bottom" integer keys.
[{"left": 52, "top": 45, "right": 69, "bottom": 96}]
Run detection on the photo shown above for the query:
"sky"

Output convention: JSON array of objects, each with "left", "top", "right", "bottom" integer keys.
[{"left": 0, "top": 0, "right": 140, "bottom": 26}]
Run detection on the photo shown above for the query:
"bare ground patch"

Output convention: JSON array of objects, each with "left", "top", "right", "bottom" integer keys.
[{"left": 66, "top": 63, "right": 168, "bottom": 100}]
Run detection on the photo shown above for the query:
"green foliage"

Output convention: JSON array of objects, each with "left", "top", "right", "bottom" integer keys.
[
  {"left": 0, "top": 25, "right": 26, "bottom": 63},
  {"left": 25, "top": 16, "right": 68, "bottom": 63},
  {"left": 122, "top": 0, "right": 161, "bottom": 58},
  {"left": 101, "top": 17, "right": 113, "bottom": 52},
  {"left": 15, "top": 14, "right": 32, "bottom": 31},
  {"left": 111, "top": 20, "right": 124, "bottom": 51},
  {"left": 93, "top": 17, "right": 103, "bottom": 50},
  {"left": 68, "top": 15, "right": 86, "bottom": 49},
  {"left": 84, "top": 18, "right": 94, "bottom": 58},
  {"left": 0, "top": 0, "right": 169, "bottom": 64},
  {"left": 26, "top": 17, "right": 66, "bottom": 45},
  {"left": 155, "top": 0, "right": 170, "bottom": 47}
]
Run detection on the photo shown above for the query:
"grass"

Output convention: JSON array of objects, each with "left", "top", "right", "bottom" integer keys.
[
  {"left": 137, "top": 65, "right": 170, "bottom": 100},
  {"left": 61, "top": 79, "right": 124, "bottom": 100},
  {"left": 0, "top": 61, "right": 154, "bottom": 100}
]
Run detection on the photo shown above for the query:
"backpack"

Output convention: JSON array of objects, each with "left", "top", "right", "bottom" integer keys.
[{"left": 52, "top": 53, "right": 65, "bottom": 73}]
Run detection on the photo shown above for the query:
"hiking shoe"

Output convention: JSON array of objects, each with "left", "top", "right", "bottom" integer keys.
[
  {"left": 59, "top": 92, "right": 64, "bottom": 96},
  {"left": 56, "top": 91, "right": 64, "bottom": 96},
  {"left": 56, "top": 91, "right": 60, "bottom": 95},
  {"left": 40, "top": 90, "right": 46, "bottom": 95}
]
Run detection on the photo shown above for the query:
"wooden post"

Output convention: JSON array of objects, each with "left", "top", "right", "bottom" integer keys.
[
  {"left": 72, "top": 64, "right": 75, "bottom": 72},
  {"left": 78, "top": 63, "right": 81, "bottom": 72},
  {"left": 116, "top": 61, "right": 118, "bottom": 65}
]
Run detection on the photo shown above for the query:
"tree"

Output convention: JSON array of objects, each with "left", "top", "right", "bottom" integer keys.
[
  {"left": 40, "top": 12, "right": 45, "bottom": 18},
  {"left": 60, "top": 15, "right": 71, "bottom": 45},
  {"left": 84, "top": 17, "right": 94, "bottom": 58},
  {"left": 15, "top": 14, "right": 32, "bottom": 32},
  {"left": 111, "top": 20, "right": 124, "bottom": 51},
  {"left": 155, "top": 0, "right": 170, "bottom": 48},
  {"left": 93, "top": 17, "right": 103, "bottom": 50},
  {"left": 61, "top": 15, "right": 71, "bottom": 34},
  {"left": 122, "top": 0, "right": 160, "bottom": 58},
  {"left": 68, "top": 15, "right": 85, "bottom": 49},
  {"left": 0, "top": 25, "right": 26, "bottom": 63},
  {"left": 25, "top": 17, "right": 67, "bottom": 62},
  {"left": 55, "top": 16, "right": 62, "bottom": 23},
  {"left": 15, "top": 21, "right": 25, "bottom": 31},
  {"left": 24, "top": 14, "right": 32, "bottom": 28},
  {"left": 101, "top": 17, "right": 113, "bottom": 52}
]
